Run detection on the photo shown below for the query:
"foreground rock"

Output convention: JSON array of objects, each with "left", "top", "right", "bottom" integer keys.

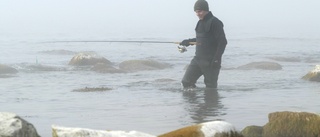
[
  {"left": 52, "top": 121, "right": 242, "bottom": 137},
  {"left": 263, "top": 111, "right": 320, "bottom": 137},
  {"left": 302, "top": 65, "right": 320, "bottom": 82},
  {"left": 68, "top": 52, "right": 111, "bottom": 66},
  {"left": 0, "top": 64, "right": 18, "bottom": 74},
  {"left": 0, "top": 112, "right": 40, "bottom": 137},
  {"left": 237, "top": 61, "right": 282, "bottom": 70},
  {"left": 242, "top": 111, "right": 320, "bottom": 137},
  {"left": 52, "top": 125, "right": 155, "bottom": 137},
  {"left": 158, "top": 121, "right": 243, "bottom": 137},
  {"left": 6, "top": 111, "right": 319, "bottom": 137},
  {"left": 119, "top": 59, "right": 171, "bottom": 72},
  {"left": 240, "top": 126, "right": 263, "bottom": 137}
]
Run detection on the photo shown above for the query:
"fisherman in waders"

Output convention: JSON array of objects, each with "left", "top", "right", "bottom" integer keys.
[{"left": 180, "top": 0, "right": 227, "bottom": 90}]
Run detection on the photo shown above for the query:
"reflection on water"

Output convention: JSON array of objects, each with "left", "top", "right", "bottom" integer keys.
[{"left": 182, "top": 88, "right": 226, "bottom": 124}]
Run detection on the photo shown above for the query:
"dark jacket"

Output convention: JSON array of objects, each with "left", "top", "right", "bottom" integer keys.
[{"left": 192, "top": 12, "right": 227, "bottom": 62}]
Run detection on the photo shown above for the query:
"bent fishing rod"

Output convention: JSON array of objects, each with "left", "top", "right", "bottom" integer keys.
[{"left": 41, "top": 40, "right": 196, "bottom": 53}]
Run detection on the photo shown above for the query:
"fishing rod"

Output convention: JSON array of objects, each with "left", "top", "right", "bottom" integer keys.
[{"left": 41, "top": 40, "right": 196, "bottom": 53}]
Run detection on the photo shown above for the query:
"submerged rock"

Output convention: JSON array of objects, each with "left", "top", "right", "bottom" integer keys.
[
  {"left": 0, "top": 112, "right": 40, "bottom": 137},
  {"left": 68, "top": 52, "right": 111, "bottom": 66},
  {"left": 305, "top": 57, "right": 320, "bottom": 63},
  {"left": 26, "top": 64, "right": 66, "bottom": 71},
  {"left": 119, "top": 59, "right": 171, "bottom": 72},
  {"left": 72, "top": 87, "right": 112, "bottom": 92},
  {"left": 268, "top": 56, "right": 301, "bottom": 62},
  {"left": 0, "top": 75, "right": 17, "bottom": 78},
  {"left": 263, "top": 111, "right": 320, "bottom": 137},
  {"left": 237, "top": 61, "right": 282, "bottom": 70},
  {"left": 91, "top": 63, "right": 125, "bottom": 73},
  {"left": 0, "top": 64, "right": 18, "bottom": 74},
  {"left": 302, "top": 65, "right": 320, "bottom": 82},
  {"left": 38, "top": 49, "right": 76, "bottom": 55},
  {"left": 154, "top": 78, "right": 176, "bottom": 82}
]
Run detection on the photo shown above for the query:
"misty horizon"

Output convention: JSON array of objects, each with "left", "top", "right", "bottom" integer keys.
[{"left": 1, "top": 0, "right": 319, "bottom": 40}]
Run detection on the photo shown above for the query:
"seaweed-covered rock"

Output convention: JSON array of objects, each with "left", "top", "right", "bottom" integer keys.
[
  {"left": 0, "top": 64, "right": 18, "bottom": 74},
  {"left": 0, "top": 112, "right": 40, "bottom": 137},
  {"left": 119, "top": 59, "right": 171, "bottom": 72},
  {"left": 237, "top": 61, "right": 282, "bottom": 70},
  {"left": 263, "top": 111, "right": 320, "bottom": 137},
  {"left": 302, "top": 65, "right": 320, "bottom": 82},
  {"left": 241, "top": 125, "right": 263, "bottom": 137},
  {"left": 68, "top": 52, "right": 111, "bottom": 66}
]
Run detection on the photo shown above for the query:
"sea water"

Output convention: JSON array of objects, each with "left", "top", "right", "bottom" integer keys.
[{"left": 1, "top": 30, "right": 320, "bottom": 136}]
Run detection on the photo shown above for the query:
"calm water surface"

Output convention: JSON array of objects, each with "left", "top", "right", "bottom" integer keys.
[{"left": 1, "top": 36, "right": 320, "bottom": 136}]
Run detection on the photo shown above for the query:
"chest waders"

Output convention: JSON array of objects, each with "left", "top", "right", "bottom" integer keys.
[{"left": 181, "top": 14, "right": 221, "bottom": 89}]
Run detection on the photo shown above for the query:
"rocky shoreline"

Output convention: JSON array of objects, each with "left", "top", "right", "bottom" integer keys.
[{"left": 1, "top": 111, "right": 320, "bottom": 137}]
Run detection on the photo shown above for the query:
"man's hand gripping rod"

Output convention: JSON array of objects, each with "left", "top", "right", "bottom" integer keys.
[{"left": 174, "top": 42, "right": 196, "bottom": 53}]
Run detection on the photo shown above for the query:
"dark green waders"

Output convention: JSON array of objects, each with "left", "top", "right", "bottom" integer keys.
[{"left": 181, "top": 57, "right": 221, "bottom": 89}]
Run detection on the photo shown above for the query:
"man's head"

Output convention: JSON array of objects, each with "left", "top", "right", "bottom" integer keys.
[
  {"left": 194, "top": 0, "right": 209, "bottom": 20},
  {"left": 194, "top": 0, "right": 209, "bottom": 11}
]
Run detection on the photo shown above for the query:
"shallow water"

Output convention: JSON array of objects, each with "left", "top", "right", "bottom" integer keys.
[{"left": 1, "top": 36, "right": 320, "bottom": 136}]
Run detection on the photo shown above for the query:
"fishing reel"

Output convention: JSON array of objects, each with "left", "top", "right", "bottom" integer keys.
[{"left": 177, "top": 45, "right": 187, "bottom": 53}]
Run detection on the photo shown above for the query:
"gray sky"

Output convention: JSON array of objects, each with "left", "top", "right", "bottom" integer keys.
[{"left": 1, "top": 0, "right": 319, "bottom": 39}]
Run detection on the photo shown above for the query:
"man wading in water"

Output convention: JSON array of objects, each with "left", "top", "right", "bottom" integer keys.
[{"left": 180, "top": 0, "right": 227, "bottom": 90}]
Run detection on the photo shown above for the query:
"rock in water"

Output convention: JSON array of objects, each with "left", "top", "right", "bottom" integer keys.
[
  {"left": 302, "top": 65, "right": 320, "bottom": 82},
  {"left": 0, "top": 112, "right": 40, "bottom": 137},
  {"left": 68, "top": 52, "right": 111, "bottom": 66},
  {"left": 0, "top": 64, "right": 18, "bottom": 74},
  {"left": 91, "top": 63, "right": 125, "bottom": 73},
  {"left": 237, "top": 61, "right": 282, "bottom": 70},
  {"left": 119, "top": 59, "right": 171, "bottom": 72}
]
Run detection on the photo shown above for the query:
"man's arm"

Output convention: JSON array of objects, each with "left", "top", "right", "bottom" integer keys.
[
  {"left": 180, "top": 38, "right": 196, "bottom": 46},
  {"left": 213, "top": 21, "right": 227, "bottom": 63}
]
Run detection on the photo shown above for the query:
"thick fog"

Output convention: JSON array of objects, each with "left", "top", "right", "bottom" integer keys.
[{"left": 1, "top": 0, "right": 319, "bottom": 40}]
